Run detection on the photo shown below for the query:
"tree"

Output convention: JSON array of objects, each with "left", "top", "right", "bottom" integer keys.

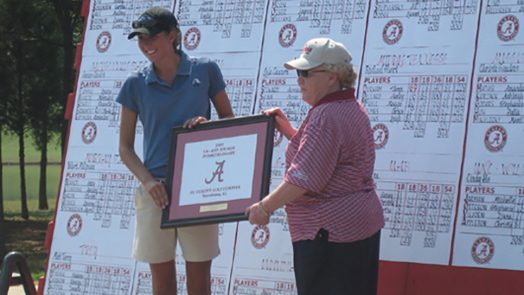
[
  {"left": 28, "top": 52, "right": 62, "bottom": 210},
  {"left": 0, "top": 46, "right": 11, "bottom": 222},
  {"left": 0, "top": 120, "right": 5, "bottom": 222},
  {"left": 0, "top": 0, "right": 82, "bottom": 218},
  {"left": 47, "top": 0, "right": 83, "bottom": 155},
  {"left": 26, "top": 1, "right": 64, "bottom": 210},
  {"left": 13, "top": 37, "right": 31, "bottom": 219},
  {"left": 0, "top": 0, "right": 30, "bottom": 219},
  {"left": 0, "top": 0, "right": 16, "bottom": 220},
  {"left": 0, "top": 0, "right": 59, "bottom": 218},
  {"left": 31, "top": 0, "right": 83, "bottom": 210},
  {"left": 0, "top": 127, "right": 3, "bottom": 222}
]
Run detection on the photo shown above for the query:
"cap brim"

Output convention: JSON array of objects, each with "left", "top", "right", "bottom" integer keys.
[
  {"left": 284, "top": 57, "right": 322, "bottom": 70},
  {"left": 127, "top": 26, "right": 164, "bottom": 39},
  {"left": 128, "top": 28, "right": 150, "bottom": 39}
]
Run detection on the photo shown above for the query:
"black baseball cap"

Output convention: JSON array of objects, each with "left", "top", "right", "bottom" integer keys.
[{"left": 128, "top": 7, "right": 179, "bottom": 40}]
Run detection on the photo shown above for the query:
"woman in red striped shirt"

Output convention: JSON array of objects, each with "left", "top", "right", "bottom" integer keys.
[{"left": 247, "top": 37, "right": 385, "bottom": 295}]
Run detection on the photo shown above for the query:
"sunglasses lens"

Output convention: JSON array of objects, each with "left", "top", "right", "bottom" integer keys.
[
  {"left": 132, "top": 15, "right": 156, "bottom": 29},
  {"left": 296, "top": 70, "right": 309, "bottom": 78},
  {"left": 131, "top": 20, "right": 141, "bottom": 29}
]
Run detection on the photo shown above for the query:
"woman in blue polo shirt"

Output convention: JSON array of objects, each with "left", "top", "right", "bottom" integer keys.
[{"left": 116, "top": 7, "right": 234, "bottom": 295}]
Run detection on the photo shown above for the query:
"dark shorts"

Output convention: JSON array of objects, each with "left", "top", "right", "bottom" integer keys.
[{"left": 292, "top": 229, "right": 381, "bottom": 295}]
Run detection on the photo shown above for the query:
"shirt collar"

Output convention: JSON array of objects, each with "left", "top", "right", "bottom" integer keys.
[
  {"left": 177, "top": 51, "right": 192, "bottom": 75},
  {"left": 311, "top": 88, "right": 356, "bottom": 110}
]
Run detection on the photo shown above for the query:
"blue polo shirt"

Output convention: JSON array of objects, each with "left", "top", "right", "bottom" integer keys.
[{"left": 116, "top": 51, "right": 226, "bottom": 178}]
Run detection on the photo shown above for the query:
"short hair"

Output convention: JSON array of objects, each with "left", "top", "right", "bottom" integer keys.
[{"left": 320, "top": 63, "right": 358, "bottom": 88}]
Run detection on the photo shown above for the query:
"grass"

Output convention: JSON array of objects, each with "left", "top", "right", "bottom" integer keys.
[
  {"left": 2, "top": 165, "right": 62, "bottom": 203},
  {"left": 0, "top": 205, "right": 55, "bottom": 280},
  {"left": 2, "top": 133, "right": 62, "bottom": 164},
  {"left": 1, "top": 132, "right": 62, "bottom": 281}
]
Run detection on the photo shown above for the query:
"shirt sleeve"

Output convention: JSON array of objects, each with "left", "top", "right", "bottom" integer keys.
[
  {"left": 116, "top": 74, "right": 139, "bottom": 113},
  {"left": 284, "top": 112, "right": 339, "bottom": 193},
  {"left": 207, "top": 61, "right": 227, "bottom": 99}
]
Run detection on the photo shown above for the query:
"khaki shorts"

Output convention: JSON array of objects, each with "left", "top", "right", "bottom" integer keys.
[{"left": 132, "top": 185, "right": 220, "bottom": 264}]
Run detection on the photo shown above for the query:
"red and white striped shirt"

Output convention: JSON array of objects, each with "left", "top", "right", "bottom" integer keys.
[{"left": 284, "top": 89, "right": 384, "bottom": 243}]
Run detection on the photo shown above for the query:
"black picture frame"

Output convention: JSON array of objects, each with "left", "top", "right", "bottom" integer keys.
[{"left": 161, "top": 115, "right": 274, "bottom": 228}]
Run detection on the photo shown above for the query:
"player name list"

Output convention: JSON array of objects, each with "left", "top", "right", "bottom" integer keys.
[{"left": 61, "top": 153, "right": 136, "bottom": 230}]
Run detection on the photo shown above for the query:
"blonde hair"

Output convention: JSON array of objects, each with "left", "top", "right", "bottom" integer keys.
[{"left": 320, "top": 63, "right": 358, "bottom": 88}]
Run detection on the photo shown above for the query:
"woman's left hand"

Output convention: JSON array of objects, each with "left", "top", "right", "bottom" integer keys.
[
  {"left": 246, "top": 202, "right": 270, "bottom": 225},
  {"left": 183, "top": 116, "right": 208, "bottom": 128}
]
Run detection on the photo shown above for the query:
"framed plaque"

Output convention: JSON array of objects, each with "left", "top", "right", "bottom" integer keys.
[{"left": 161, "top": 115, "right": 274, "bottom": 227}]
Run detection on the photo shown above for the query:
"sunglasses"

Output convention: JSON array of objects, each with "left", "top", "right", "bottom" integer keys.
[
  {"left": 296, "top": 69, "right": 328, "bottom": 78},
  {"left": 132, "top": 14, "right": 157, "bottom": 29}
]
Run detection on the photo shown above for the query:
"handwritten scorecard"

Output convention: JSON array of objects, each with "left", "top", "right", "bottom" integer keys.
[{"left": 43, "top": 0, "right": 524, "bottom": 294}]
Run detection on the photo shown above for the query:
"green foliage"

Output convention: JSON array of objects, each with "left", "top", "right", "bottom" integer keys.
[
  {"left": 0, "top": 0, "right": 83, "bottom": 281},
  {"left": 0, "top": 0, "right": 79, "bottom": 217},
  {"left": 0, "top": 0, "right": 63, "bottom": 145}
]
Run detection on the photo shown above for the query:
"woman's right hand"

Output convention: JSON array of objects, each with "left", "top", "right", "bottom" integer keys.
[
  {"left": 143, "top": 179, "right": 169, "bottom": 209},
  {"left": 245, "top": 201, "right": 270, "bottom": 226},
  {"left": 263, "top": 107, "right": 296, "bottom": 140}
]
